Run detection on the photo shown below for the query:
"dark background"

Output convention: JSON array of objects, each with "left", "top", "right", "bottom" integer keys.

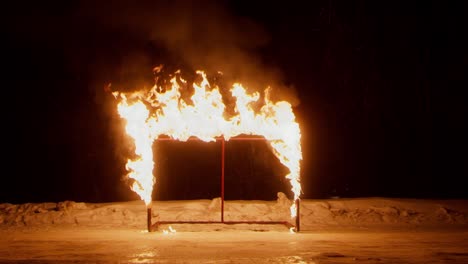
[{"left": 3, "top": 0, "right": 466, "bottom": 204}]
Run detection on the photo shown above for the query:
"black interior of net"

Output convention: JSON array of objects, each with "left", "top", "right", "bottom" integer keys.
[{"left": 153, "top": 139, "right": 292, "bottom": 201}]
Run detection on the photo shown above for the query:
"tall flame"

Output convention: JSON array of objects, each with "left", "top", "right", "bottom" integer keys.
[
  {"left": 116, "top": 98, "right": 155, "bottom": 206},
  {"left": 114, "top": 70, "right": 302, "bottom": 217}
]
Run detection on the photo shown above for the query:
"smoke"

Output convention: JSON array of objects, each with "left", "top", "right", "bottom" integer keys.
[
  {"left": 6, "top": 0, "right": 302, "bottom": 202},
  {"left": 71, "top": 0, "right": 301, "bottom": 200},
  {"left": 75, "top": 0, "right": 299, "bottom": 104}
]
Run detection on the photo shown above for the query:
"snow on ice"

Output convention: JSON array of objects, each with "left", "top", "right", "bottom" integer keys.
[
  {"left": 1, "top": 193, "right": 467, "bottom": 263},
  {"left": 1, "top": 192, "right": 466, "bottom": 230}
]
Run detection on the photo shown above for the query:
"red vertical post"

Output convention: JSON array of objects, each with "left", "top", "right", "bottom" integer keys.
[
  {"left": 147, "top": 207, "right": 152, "bottom": 232},
  {"left": 295, "top": 199, "right": 300, "bottom": 232},
  {"left": 221, "top": 138, "right": 225, "bottom": 223}
]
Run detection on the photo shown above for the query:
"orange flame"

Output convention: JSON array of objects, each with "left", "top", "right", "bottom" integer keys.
[
  {"left": 114, "top": 70, "right": 302, "bottom": 217},
  {"left": 116, "top": 97, "right": 155, "bottom": 206}
]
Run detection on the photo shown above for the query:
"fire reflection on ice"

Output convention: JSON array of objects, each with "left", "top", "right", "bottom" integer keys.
[
  {"left": 129, "top": 250, "right": 159, "bottom": 264},
  {"left": 284, "top": 256, "right": 312, "bottom": 264}
]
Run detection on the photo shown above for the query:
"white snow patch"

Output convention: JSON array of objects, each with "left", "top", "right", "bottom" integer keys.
[{"left": 1, "top": 193, "right": 466, "bottom": 231}]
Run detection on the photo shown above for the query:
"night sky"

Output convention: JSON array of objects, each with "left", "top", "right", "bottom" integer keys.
[{"left": 3, "top": 1, "right": 466, "bottom": 204}]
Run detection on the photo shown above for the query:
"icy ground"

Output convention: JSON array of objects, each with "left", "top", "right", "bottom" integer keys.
[{"left": 1, "top": 194, "right": 467, "bottom": 263}]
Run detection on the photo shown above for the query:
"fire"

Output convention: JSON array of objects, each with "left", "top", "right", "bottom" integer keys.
[
  {"left": 116, "top": 99, "right": 155, "bottom": 206},
  {"left": 289, "top": 227, "right": 296, "bottom": 234},
  {"left": 163, "top": 225, "right": 177, "bottom": 234},
  {"left": 114, "top": 70, "right": 302, "bottom": 218}
]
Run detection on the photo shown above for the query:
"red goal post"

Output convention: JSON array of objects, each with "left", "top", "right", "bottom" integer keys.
[{"left": 147, "top": 135, "right": 301, "bottom": 232}]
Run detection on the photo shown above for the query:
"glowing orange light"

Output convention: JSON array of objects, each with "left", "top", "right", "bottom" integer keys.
[{"left": 114, "top": 70, "right": 302, "bottom": 217}]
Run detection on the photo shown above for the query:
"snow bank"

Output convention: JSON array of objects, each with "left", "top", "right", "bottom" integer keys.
[
  {"left": 301, "top": 197, "right": 468, "bottom": 230},
  {"left": 1, "top": 193, "right": 467, "bottom": 231}
]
